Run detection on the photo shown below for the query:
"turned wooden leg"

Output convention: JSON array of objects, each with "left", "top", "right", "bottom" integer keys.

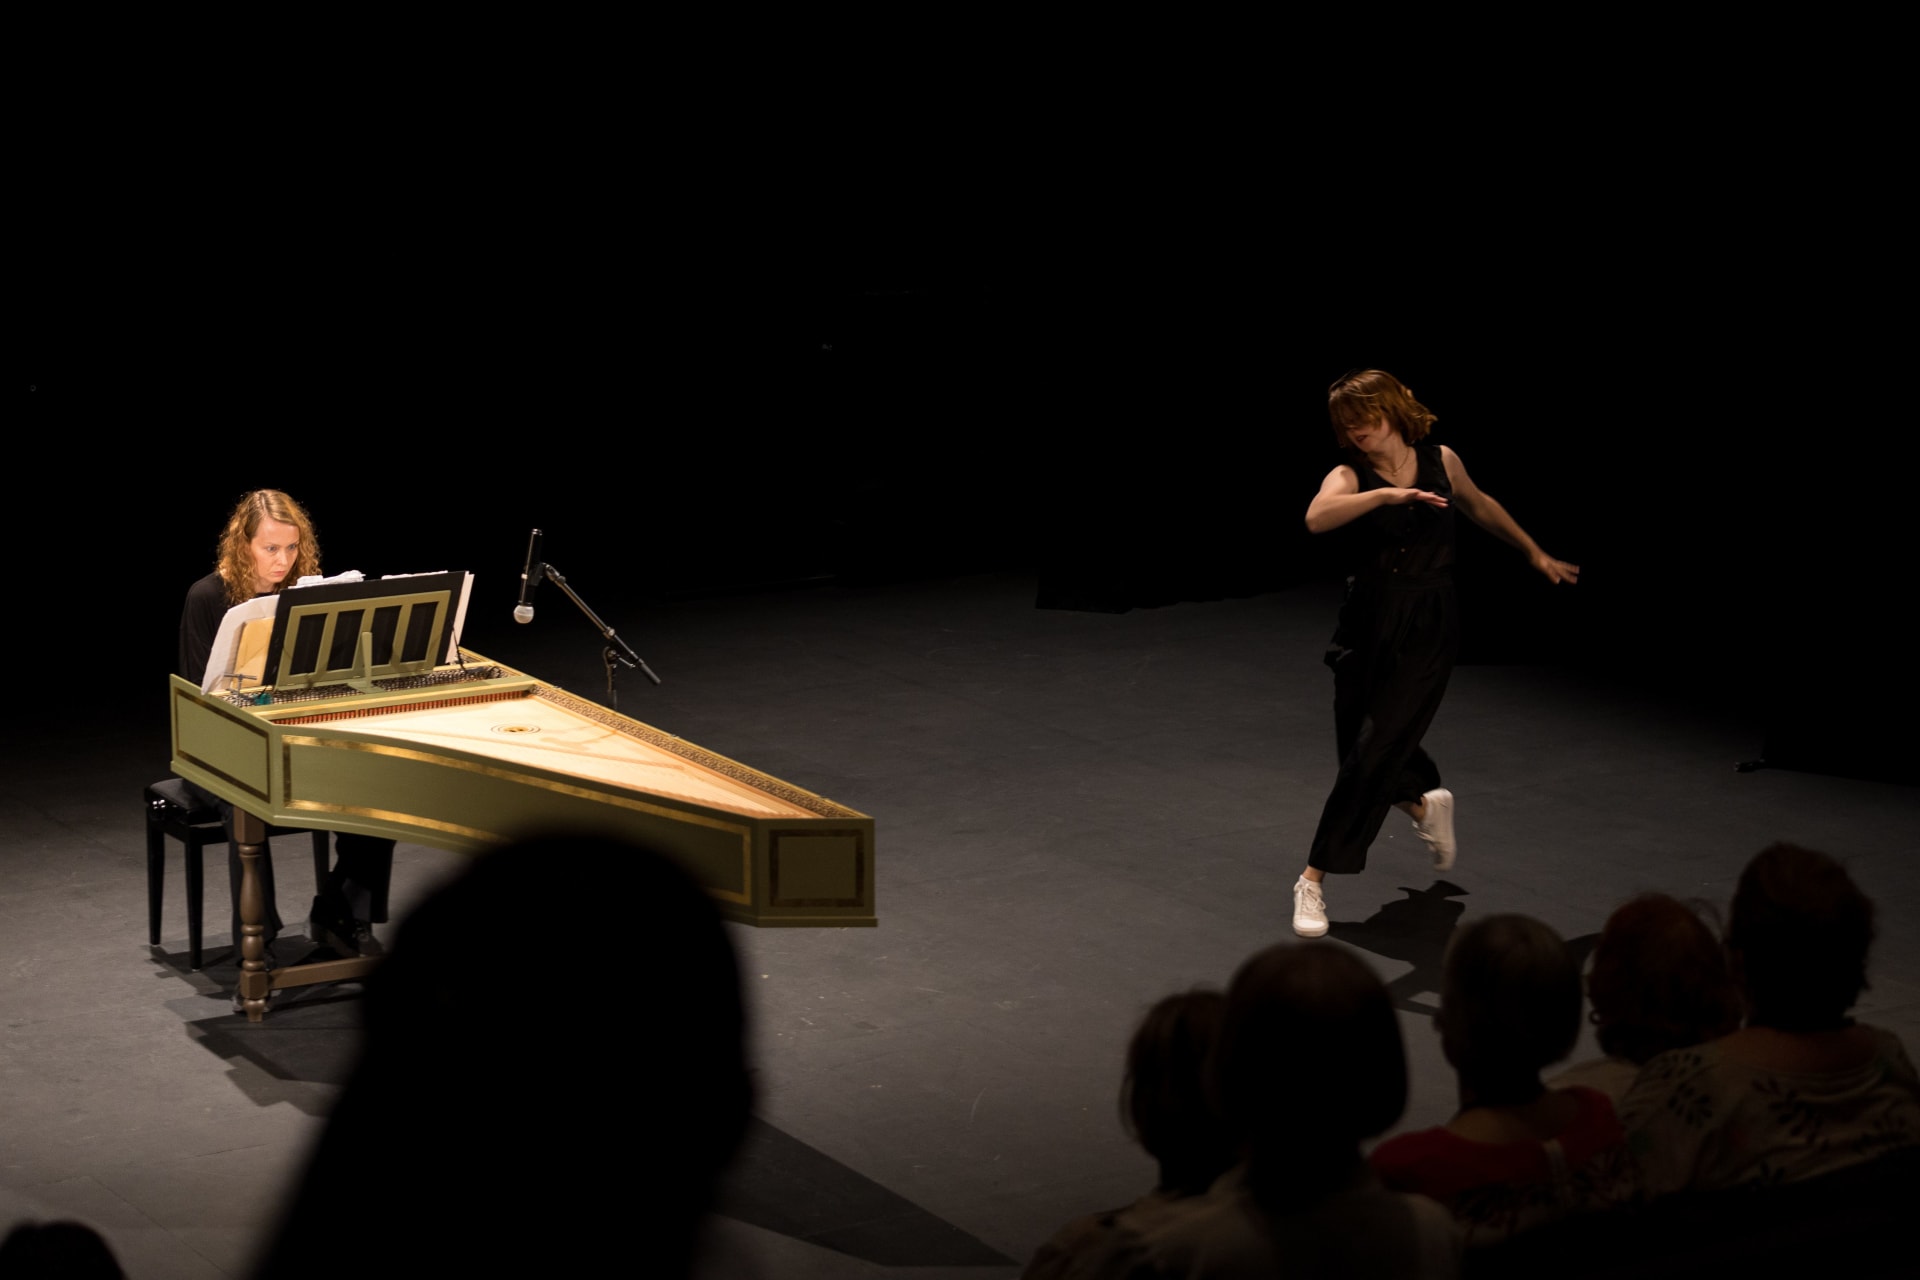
[{"left": 234, "top": 810, "right": 273, "bottom": 1022}]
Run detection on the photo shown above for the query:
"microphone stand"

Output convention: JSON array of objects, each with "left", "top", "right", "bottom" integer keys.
[{"left": 535, "top": 563, "right": 662, "bottom": 709}]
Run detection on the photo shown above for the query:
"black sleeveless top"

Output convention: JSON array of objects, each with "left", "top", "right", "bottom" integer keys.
[{"left": 1346, "top": 443, "right": 1455, "bottom": 584}]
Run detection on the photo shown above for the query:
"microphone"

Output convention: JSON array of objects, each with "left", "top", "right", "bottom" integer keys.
[{"left": 514, "top": 528, "right": 544, "bottom": 623}]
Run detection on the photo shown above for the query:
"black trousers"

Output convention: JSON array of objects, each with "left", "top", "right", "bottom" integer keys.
[
  {"left": 1307, "top": 576, "right": 1458, "bottom": 875},
  {"left": 182, "top": 781, "right": 394, "bottom": 943}
]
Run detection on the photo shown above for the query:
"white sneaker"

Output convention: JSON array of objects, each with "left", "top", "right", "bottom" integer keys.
[
  {"left": 1414, "top": 788, "right": 1456, "bottom": 871},
  {"left": 1293, "top": 876, "right": 1329, "bottom": 938}
]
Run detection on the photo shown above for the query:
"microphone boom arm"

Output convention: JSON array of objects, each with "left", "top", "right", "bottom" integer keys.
[{"left": 539, "top": 564, "right": 662, "bottom": 688}]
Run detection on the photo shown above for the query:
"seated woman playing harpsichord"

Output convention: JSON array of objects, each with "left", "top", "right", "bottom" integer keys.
[{"left": 178, "top": 489, "right": 393, "bottom": 959}]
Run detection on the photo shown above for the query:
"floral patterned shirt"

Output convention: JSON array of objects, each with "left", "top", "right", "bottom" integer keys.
[{"left": 1619, "top": 1025, "right": 1920, "bottom": 1195}]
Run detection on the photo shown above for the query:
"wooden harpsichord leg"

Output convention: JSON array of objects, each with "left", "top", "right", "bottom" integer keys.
[{"left": 234, "top": 809, "right": 272, "bottom": 1022}]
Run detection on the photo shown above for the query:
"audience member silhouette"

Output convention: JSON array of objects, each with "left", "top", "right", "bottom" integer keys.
[
  {"left": 1023, "top": 990, "right": 1237, "bottom": 1279},
  {"left": 0, "top": 1219, "right": 127, "bottom": 1278},
  {"left": 1621, "top": 842, "right": 1920, "bottom": 1193},
  {"left": 1370, "top": 914, "right": 1634, "bottom": 1244},
  {"left": 1127, "top": 943, "right": 1459, "bottom": 1278},
  {"left": 1548, "top": 893, "right": 1740, "bottom": 1103},
  {"left": 249, "top": 835, "right": 751, "bottom": 1280}
]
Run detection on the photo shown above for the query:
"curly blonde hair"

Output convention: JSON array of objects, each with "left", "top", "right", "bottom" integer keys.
[
  {"left": 214, "top": 490, "right": 322, "bottom": 605},
  {"left": 1328, "top": 368, "right": 1437, "bottom": 448}
]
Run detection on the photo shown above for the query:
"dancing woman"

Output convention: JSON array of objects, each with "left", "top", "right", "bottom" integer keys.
[{"left": 1293, "top": 371, "right": 1577, "bottom": 938}]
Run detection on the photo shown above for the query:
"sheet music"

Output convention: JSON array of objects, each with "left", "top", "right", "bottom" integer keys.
[{"left": 200, "top": 596, "right": 280, "bottom": 693}]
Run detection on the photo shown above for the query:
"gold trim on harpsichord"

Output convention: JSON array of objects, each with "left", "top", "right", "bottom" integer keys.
[
  {"left": 279, "top": 800, "right": 510, "bottom": 847},
  {"left": 279, "top": 736, "right": 762, "bottom": 834},
  {"left": 531, "top": 685, "right": 866, "bottom": 820},
  {"left": 280, "top": 735, "right": 755, "bottom": 903},
  {"left": 170, "top": 681, "right": 272, "bottom": 803},
  {"left": 174, "top": 752, "right": 271, "bottom": 804}
]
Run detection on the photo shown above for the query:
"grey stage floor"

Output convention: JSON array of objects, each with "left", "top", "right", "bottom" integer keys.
[{"left": 2, "top": 573, "right": 1914, "bottom": 1278}]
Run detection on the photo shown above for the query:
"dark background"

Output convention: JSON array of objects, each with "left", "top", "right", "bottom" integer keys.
[{"left": 21, "top": 126, "right": 1905, "bottom": 783}]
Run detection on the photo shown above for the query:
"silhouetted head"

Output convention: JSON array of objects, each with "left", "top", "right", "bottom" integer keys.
[
  {"left": 254, "top": 834, "right": 750, "bottom": 1279},
  {"left": 1120, "top": 989, "right": 1235, "bottom": 1195},
  {"left": 1327, "top": 368, "right": 1437, "bottom": 450},
  {"left": 1438, "top": 915, "right": 1582, "bottom": 1103},
  {"left": 1588, "top": 894, "right": 1740, "bottom": 1063},
  {"left": 1730, "top": 842, "right": 1875, "bottom": 1031},
  {"left": 1219, "top": 943, "right": 1406, "bottom": 1177},
  {"left": 0, "top": 1220, "right": 125, "bottom": 1279}
]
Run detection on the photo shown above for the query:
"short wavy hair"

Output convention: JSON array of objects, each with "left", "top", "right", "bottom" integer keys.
[
  {"left": 214, "top": 490, "right": 322, "bottom": 605},
  {"left": 1439, "top": 915, "right": 1582, "bottom": 1092},
  {"left": 1588, "top": 894, "right": 1740, "bottom": 1064},
  {"left": 1219, "top": 943, "right": 1405, "bottom": 1153},
  {"left": 1328, "top": 368, "right": 1437, "bottom": 448},
  {"left": 1730, "top": 843, "right": 1875, "bottom": 1031},
  {"left": 1120, "top": 989, "right": 1235, "bottom": 1195}
]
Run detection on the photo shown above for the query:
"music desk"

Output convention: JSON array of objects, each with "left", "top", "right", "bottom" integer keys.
[{"left": 169, "top": 652, "right": 874, "bottom": 1020}]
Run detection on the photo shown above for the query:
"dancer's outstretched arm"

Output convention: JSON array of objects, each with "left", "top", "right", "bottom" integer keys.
[{"left": 1440, "top": 446, "right": 1580, "bottom": 584}]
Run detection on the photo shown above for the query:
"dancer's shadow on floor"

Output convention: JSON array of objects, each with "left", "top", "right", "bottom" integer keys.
[{"left": 1332, "top": 882, "right": 1597, "bottom": 1019}]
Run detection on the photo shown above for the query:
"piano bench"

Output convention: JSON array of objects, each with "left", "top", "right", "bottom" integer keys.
[{"left": 144, "top": 779, "right": 330, "bottom": 971}]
